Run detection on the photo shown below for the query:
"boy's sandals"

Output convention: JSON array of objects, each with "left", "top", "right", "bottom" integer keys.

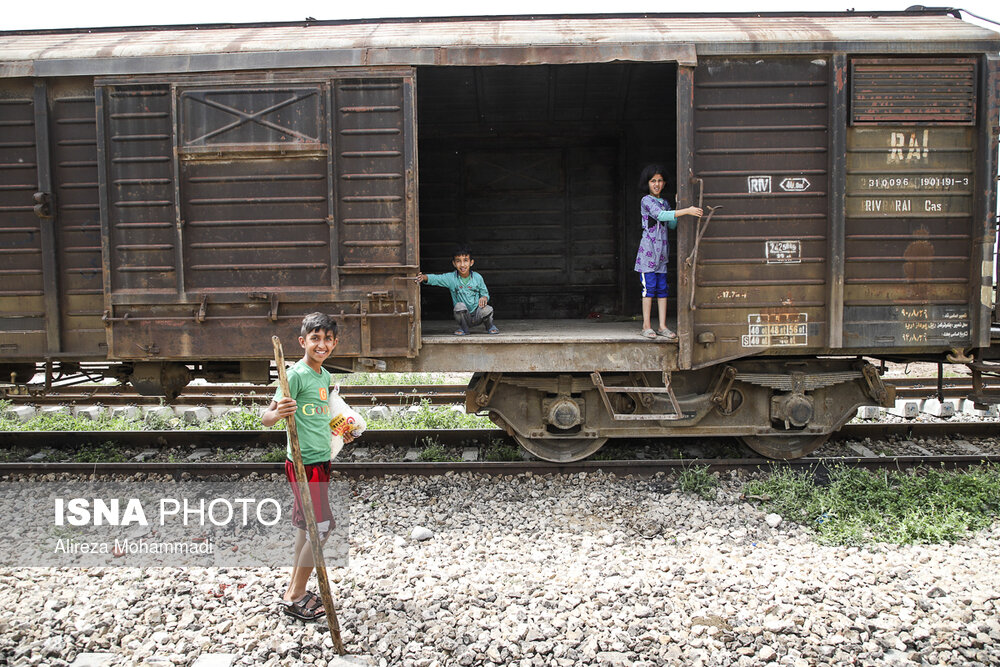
[
  {"left": 453, "top": 329, "right": 468, "bottom": 336},
  {"left": 639, "top": 328, "right": 657, "bottom": 339},
  {"left": 657, "top": 327, "right": 678, "bottom": 341},
  {"left": 281, "top": 591, "right": 325, "bottom": 622},
  {"left": 487, "top": 326, "right": 500, "bottom": 334}
]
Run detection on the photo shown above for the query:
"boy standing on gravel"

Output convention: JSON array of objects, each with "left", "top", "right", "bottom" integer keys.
[
  {"left": 262, "top": 312, "right": 353, "bottom": 622},
  {"left": 416, "top": 243, "right": 499, "bottom": 336}
]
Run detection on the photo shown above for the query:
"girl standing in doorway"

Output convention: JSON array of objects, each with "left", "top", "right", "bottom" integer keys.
[{"left": 634, "top": 164, "right": 702, "bottom": 340}]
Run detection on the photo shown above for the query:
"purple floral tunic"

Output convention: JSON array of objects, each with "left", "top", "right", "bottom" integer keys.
[{"left": 634, "top": 195, "right": 673, "bottom": 273}]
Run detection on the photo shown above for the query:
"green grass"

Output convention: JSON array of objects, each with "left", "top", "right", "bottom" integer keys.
[
  {"left": 678, "top": 464, "right": 719, "bottom": 499},
  {"left": 0, "top": 398, "right": 281, "bottom": 433},
  {"left": 261, "top": 447, "right": 287, "bottom": 463},
  {"left": 417, "top": 439, "right": 462, "bottom": 462},
  {"left": 202, "top": 404, "right": 271, "bottom": 431},
  {"left": 744, "top": 464, "right": 1000, "bottom": 545},
  {"left": 366, "top": 400, "right": 494, "bottom": 430},
  {"left": 0, "top": 407, "right": 144, "bottom": 432},
  {"left": 329, "top": 372, "right": 467, "bottom": 386},
  {"left": 481, "top": 440, "right": 521, "bottom": 461},
  {"left": 72, "top": 441, "right": 127, "bottom": 463},
  {"left": 1, "top": 394, "right": 496, "bottom": 438}
]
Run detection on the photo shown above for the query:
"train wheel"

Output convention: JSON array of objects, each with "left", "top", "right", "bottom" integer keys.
[
  {"left": 740, "top": 434, "right": 829, "bottom": 460},
  {"left": 514, "top": 435, "right": 608, "bottom": 463}
]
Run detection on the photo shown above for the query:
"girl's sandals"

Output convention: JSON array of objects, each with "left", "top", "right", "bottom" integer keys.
[
  {"left": 639, "top": 328, "right": 657, "bottom": 339},
  {"left": 657, "top": 327, "right": 678, "bottom": 341}
]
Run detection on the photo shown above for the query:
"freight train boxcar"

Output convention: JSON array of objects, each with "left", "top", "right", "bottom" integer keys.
[{"left": 1, "top": 11, "right": 998, "bottom": 460}]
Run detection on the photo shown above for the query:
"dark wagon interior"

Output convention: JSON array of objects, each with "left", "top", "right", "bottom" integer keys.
[{"left": 415, "top": 63, "right": 678, "bottom": 326}]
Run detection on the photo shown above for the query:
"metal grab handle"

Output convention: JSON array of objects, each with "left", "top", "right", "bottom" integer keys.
[{"left": 684, "top": 191, "right": 721, "bottom": 311}]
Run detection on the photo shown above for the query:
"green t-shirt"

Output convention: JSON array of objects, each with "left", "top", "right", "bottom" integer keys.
[{"left": 273, "top": 360, "right": 333, "bottom": 465}]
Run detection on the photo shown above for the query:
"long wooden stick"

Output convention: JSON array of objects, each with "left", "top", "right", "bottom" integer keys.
[{"left": 272, "top": 336, "right": 346, "bottom": 655}]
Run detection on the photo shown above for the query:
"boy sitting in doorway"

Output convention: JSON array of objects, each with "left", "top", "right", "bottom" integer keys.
[{"left": 416, "top": 244, "right": 499, "bottom": 335}]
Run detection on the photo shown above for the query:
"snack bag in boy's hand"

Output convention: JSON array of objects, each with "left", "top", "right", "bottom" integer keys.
[
  {"left": 328, "top": 387, "right": 365, "bottom": 459},
  {"left": 329, "top": 387, "right": 366, "bottom": 435}
]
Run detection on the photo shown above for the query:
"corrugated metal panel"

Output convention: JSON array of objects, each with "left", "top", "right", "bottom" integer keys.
[
  {"left": 103, "top": 83, "right": 177, "bottom": 294},
  {"left": 177, "top": 82, "right": 330, "bottom": 291},
  {"left": 1, "top": 15, "right": 998, "bottom": 76},
  {"left": 0, "top": 83, "right": 44, "bottom": 358},
  {"left": 689, "top": 57, "right": 830, "bottom": 368},
  {"left": 852, "top": 58, "right": 977, "bottom": 125},
  {"left": 181, "top": 157, "right": 330, "bottom": 290},
  {"left": 843, "top": 126, "right": 974, "bottom": 347},
  {"left": 51, "top": 81, "right": 105, "bottom": 357},
  {"left": 334, "top": 78, "right": 409, "bottom": 269},
  {"left": 99, "top": 73, "right": 419, "bottom": 360}
]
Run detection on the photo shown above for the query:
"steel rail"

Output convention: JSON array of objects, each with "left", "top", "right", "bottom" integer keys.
[
  {"left": 2, "top": 384, "right": 468, "bottom": 406},
  {"left": 5, "top": 378, "right": 999, "bottom": 407},
  {"left": 0, "top": 422, "right": 997, "bottom": 452}
]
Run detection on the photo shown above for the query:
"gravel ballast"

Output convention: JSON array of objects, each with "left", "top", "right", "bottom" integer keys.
[{"left": 2, "top": 471, "right": 999, "bottom": 666}]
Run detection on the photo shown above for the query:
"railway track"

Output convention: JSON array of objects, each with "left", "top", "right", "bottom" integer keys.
[
  {"left": 1, "top": 423, "right": 998, "bottom": 476},
  {"left": 4, "top": 377, "right": 999, "bottom": 408},
  {"left": 2, "top": 383, "right": 468, "bottom": 406},
  {"left": 1, "top": 421, "right": 998, "bottom": 450},
  {"left": 2, "top": 455, "right": 997, "bottom": 478}
]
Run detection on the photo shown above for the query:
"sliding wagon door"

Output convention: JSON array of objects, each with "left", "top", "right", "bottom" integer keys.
[
  {"left": 684, "top": 57, "right": 831, "bottom": 369},
  {"left": 97, "top": 70, "right": 418, "bottom": 361}
]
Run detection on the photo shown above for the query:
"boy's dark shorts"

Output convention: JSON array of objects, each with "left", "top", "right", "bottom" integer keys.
[{"left": 284, "top": 459, "right": 334, "bottom": 537}]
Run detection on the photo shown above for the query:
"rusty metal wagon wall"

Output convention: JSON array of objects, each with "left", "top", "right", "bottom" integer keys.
[
  {"left": 96, "top": 71, "right": 419, "bottom": 362},
  {"left": 0, "top": 12, "right": 998, "bottom": 454}
]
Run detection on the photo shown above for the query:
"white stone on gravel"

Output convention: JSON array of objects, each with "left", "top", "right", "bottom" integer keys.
[
  {"left": 181, "top": 406, "right": 211, "bottom": 424},
  {"left": 888, "top": 400, "right": 919, "bottom": 418},
  {"left": 143, "top": 406, "right": 175, "bottom": 421},
  {"left": 461, "top": 448, "right": 478, "bottom": 462},
  {"left": 919, "top": 398, "right": 955, "bottom": 418},
  {"left": 74, "top": 406, "right": 105, "bottom": 420},
  {"left": 765, "top": 513, "right": 783, "bottom": 528},
  {"left": 2, "top": 405, "right": 35, "bottom": 422},
  {"left": 404, "top": 448, "right": 421, "bottom": 461},
  {"left": 349, "top": 447, "right": 369, "bottom": 459},
  {"left": 190, "top": 654, "right": 237, "bottom": 667},
  {"left": 68, "top": 653, "right": 115, "bottom": 666},
  {"left": 367, "top": 405, "right": 391, "bottom": 421},
  {"left": 110, "top": 405, "right": 139, "bottom": 420},
  {"left": 186, "top": 448, "right": 212, "bottom": 461},
  {"left": 27, "top": 448, "right": 54, "bottom": 461},
  {"left": 856, "top": 405, "right": 880, "bottom": 419},
  {"left": 410, "top": 526, "right": 433, "bottom": 541},
  {"left": 328, "top": 656, "right": 376, "bottom": 666},
  {"left": 847, "top": 442, "right": 878, "bottom": 457}
]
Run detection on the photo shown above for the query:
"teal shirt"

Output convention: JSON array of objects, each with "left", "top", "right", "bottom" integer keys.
[
  {"left": 425, "top": 270, "right": 490, "bottom": 312},
  {"left": 657, "top": 209, "right": 678, "bottom": 229},
  {"left": 273, "top": 360, "right": 333, "bottom": 465}
]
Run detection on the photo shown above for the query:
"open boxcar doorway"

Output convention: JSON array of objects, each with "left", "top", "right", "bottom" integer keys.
[{"left": 415, "top": 63, "right": 679, "bottom": 331}]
